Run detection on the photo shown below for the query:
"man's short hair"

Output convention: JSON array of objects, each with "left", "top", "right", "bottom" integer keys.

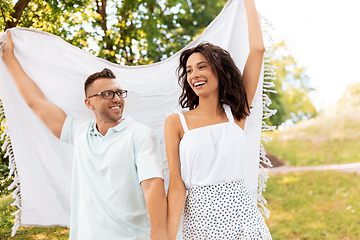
[{"left": 84, "top": 68, "right": 116, "bottom": 97}]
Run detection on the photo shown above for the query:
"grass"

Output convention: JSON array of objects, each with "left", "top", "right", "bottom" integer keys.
[
  {"left": 2, "top": 171, "right": 359, "bottom": 239},
  {"left": 2, "top": 178, "right": 357, "bottom": 240},
  {"left": 264, "top": 105, "right": 360, "bottom": 166},
  {"left": 0, "top": 194, "right": 69, "bottom": 239},
  {"left": 264, "top": 170, "right": 360, "bottom": 239}
]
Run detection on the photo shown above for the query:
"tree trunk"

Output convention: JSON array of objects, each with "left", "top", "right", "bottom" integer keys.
[
  {"left": 95, "top": 0, "right": 116, "bottom": 63},
  {"left": 5, "top": 0, "right": 30, "bottom": 30}
]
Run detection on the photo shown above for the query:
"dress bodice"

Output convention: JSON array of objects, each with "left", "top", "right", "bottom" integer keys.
[{"left": 178, "top": 104, "right": 249, "bottom": 189}]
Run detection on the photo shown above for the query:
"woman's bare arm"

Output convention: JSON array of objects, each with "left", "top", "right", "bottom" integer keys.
[
  {"left": 164, "top": 114, "right": 186, "bottom": 239},
  {"left": 242, "top": 0, "right": 265, "bottom": 108}
]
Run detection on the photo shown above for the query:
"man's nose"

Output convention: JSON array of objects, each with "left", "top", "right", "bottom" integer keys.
[{"left": 112, "top": 92, "right": 122, "bottom": 101}]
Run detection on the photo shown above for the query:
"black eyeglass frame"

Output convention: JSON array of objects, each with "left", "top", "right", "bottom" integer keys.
[{"left": 87, "top": 90, "right": 128, "bottom": 99}]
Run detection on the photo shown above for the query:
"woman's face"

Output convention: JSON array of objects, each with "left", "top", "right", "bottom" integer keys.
[{"left": 186, "top": 52, "right": 219, "bottom": 97}]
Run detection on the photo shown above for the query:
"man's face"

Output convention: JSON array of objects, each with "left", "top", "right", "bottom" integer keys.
[{"left": 85, "top": 78, "right": 125, "bottom": 124}]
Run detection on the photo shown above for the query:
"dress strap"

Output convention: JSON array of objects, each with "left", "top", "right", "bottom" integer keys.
[
  {"left": 223, "top": 104, "right": 235, "bottom": 123},
  {"left": 177, "top": 112, "right": 189, "bottom": 132}
]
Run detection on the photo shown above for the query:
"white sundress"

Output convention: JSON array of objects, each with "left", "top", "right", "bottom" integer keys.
[{"left": 178, "top": 104, "right": 272, "bottom": 240}]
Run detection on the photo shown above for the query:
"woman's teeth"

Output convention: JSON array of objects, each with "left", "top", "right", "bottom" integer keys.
[{"left": 194, "top": 81, "right": 206, "bottom": 87}]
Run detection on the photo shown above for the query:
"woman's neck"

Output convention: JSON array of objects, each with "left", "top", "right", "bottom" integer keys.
[{"left": 196, "top": 94, "right": 223, "bottom": 117}]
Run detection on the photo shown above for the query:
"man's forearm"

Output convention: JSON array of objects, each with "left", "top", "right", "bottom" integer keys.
[
  {"left": 141, "top": 178, "right": 170, "bottom": 239},
  {"left": 3, "top": 49, "right": 47, "bottom": 107},
  {"left": 2, "top": 31, "right": 66, "bottom": 139}
]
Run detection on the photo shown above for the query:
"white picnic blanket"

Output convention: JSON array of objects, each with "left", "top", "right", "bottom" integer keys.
[{"left": 0, "top": 0, "right": 275, "bottom": 236}]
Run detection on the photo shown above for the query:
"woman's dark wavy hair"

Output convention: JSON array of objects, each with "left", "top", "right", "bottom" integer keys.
[{"left": 177, "top": 42, "right": 250, "bottom": 121}]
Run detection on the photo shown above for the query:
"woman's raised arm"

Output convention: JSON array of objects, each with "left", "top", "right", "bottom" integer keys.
[{"left": 242, "top": 0, "right": 265, "bottom": 108}]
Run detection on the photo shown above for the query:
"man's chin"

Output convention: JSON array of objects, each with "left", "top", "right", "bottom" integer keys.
[{"left": 111, "top": 114, "right": 124, "bottom": 122}]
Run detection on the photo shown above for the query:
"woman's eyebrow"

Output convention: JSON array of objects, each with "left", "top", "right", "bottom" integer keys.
[
  {"left": 186, "top": 61, "right": 207, "bottom": 68},
  {"left": 196, "top": 61, "right": 207, "bottom": 65}
]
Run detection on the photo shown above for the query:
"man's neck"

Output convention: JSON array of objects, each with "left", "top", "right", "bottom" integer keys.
[{"left": 95, "top": 118, "right": 124, "bottom": 136}]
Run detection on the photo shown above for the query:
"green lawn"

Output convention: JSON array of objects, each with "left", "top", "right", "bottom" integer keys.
[
  {"left": 0, "top": 227, "right": 69, "bottom": 240},
  {"left": 2, "top": 171, "right": 359, "bottom": 239},
  {"left": 264, "top": 170, "right": 360, "bottom": 239},
  {"left": 264, "top": 108, "right": 360, "bottom": 166},
  {"left": 0, "top": 194, "right": 69, "bottom": 239}
]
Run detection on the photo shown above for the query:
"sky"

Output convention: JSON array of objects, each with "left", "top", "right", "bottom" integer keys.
[{"left": 256, "top": 0, "right": 360, "bottom": 111}]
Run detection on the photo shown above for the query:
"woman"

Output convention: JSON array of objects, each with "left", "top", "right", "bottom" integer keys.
[{"left": 164, "top": 0, "right": 272, "bottom": 239}]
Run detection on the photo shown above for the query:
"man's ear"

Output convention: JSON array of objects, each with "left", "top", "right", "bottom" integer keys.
[{"left": 84, "top": 98, "right": 95, "bottom": 110}]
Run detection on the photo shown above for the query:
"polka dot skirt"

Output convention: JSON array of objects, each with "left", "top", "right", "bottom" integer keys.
[{"left": 183, "top": 180, "right": 272, "bottom": 239}]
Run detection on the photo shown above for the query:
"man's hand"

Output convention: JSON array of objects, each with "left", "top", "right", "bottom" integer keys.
[
  {"left": 2, "top": 31, "right": 14, "bottom": 57},
  {"left": 1, "top": 31, "right": 15, "bottom": 61},
  {"left": 141, "top": 178, "right": 171, "bottom": 240}
]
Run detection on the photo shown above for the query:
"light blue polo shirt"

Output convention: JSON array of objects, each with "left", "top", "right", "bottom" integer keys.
[{"left": 60, "top": 116, "right": 164, "bottom": 240}]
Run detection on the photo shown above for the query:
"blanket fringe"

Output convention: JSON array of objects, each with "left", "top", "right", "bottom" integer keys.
[
  {"left": 0, "top": 99, "right": 21, "bottom": 236},
  {"left": 257, "top": 16, "right": 277, "bottom": 218}
]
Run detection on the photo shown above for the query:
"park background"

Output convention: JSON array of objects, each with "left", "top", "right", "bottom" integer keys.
[{"left": 0, "top": 0, "right": 359, "bottom": 239}]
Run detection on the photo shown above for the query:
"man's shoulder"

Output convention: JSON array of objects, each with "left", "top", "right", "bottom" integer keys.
[
  {"left": 60, "top": 117, "right": 94, "bottom": 144},
  {"left": 66, "top": 116, "right": 93, "bottom": 130},
  {"left": 125, "top": 118, "right": 155, "bottom": 138},
  {"left": 126, "top": 118, "right": 151, "bottom": 130}
]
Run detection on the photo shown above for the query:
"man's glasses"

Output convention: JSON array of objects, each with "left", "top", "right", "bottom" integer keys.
[{"left": 87, "top": 90, "right": 128, "bottom": 100}]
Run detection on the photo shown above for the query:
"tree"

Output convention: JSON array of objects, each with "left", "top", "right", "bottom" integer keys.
[
  {"left": 338, "top": 83, "right": 360, "bottom": 107},
  {"left": 0, "top": 0, "right": 227, "bottom": 65},
  {"left": 265, "top": 41, "right": 317, "bottom": 127}
]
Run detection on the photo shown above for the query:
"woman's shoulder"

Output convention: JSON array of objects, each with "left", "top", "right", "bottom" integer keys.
[
  {"left": 165, "top": 112, "right": 186, "bottom": 139},
  {"left": 166, "top": 108, "right": 195, "bottom": 123},
  {"left": 166, "top": 112, "right": 180, "bottom": 122},
  {"left": 165, "top": 112, "right": 183, "bottom": 130}
]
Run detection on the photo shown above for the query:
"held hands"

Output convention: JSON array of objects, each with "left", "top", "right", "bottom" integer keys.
[{"left": 151, "top": 232, "right": 172, "bottom": 240}]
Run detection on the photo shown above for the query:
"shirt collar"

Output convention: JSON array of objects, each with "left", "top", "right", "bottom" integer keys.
[{"left": 90, "top": 117, "right": 134, "bottom": 137}]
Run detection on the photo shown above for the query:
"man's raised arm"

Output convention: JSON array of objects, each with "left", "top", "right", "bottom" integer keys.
[{"left": 1, "top": 31, "right": 66, "bottom": 139}]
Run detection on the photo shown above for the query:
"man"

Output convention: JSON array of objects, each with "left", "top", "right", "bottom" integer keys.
[{"left": 2, "top": 31, "right": 170, "bottom": 240}]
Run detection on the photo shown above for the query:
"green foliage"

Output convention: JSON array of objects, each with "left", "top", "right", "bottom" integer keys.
[
  {"left": 264, "top": 171, "right": 360, "bottom": 239},
  {"left": 0, "top": 0, "right": 12, "bottom": 27},
  {"left": 0, "top": 194, "right": 69, "bottom": 239},
  {"left": 0, "top": 0, "right": 227, "bottom": 65},
  {"left": 0, "top": 165, "right": 11, "bottom": 197},
  {"left": 0, "top": 100, "right": 10, "bottom": 197},
  {"left": 335, "top": 83, "right": 360, "bottom": 110},
  {"left": 0, "top": 195, "right": 16, "bottom": 237},
  {"left": 1, "top": 194, "right": 69, "bottom": 239},
  {"left": 265, "top": 83, "right": 360, "bottom": 166},
  {"left": 266, "top": 41, "right": 317, "bottom": 127}
]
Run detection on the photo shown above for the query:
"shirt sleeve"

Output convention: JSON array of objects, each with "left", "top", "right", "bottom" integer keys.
[
  {"left": 134, "top": 125, "right": 164, "bottom": 183},
  {"left": 60, "top": 116, "right": 77, "bottom": 146}
]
